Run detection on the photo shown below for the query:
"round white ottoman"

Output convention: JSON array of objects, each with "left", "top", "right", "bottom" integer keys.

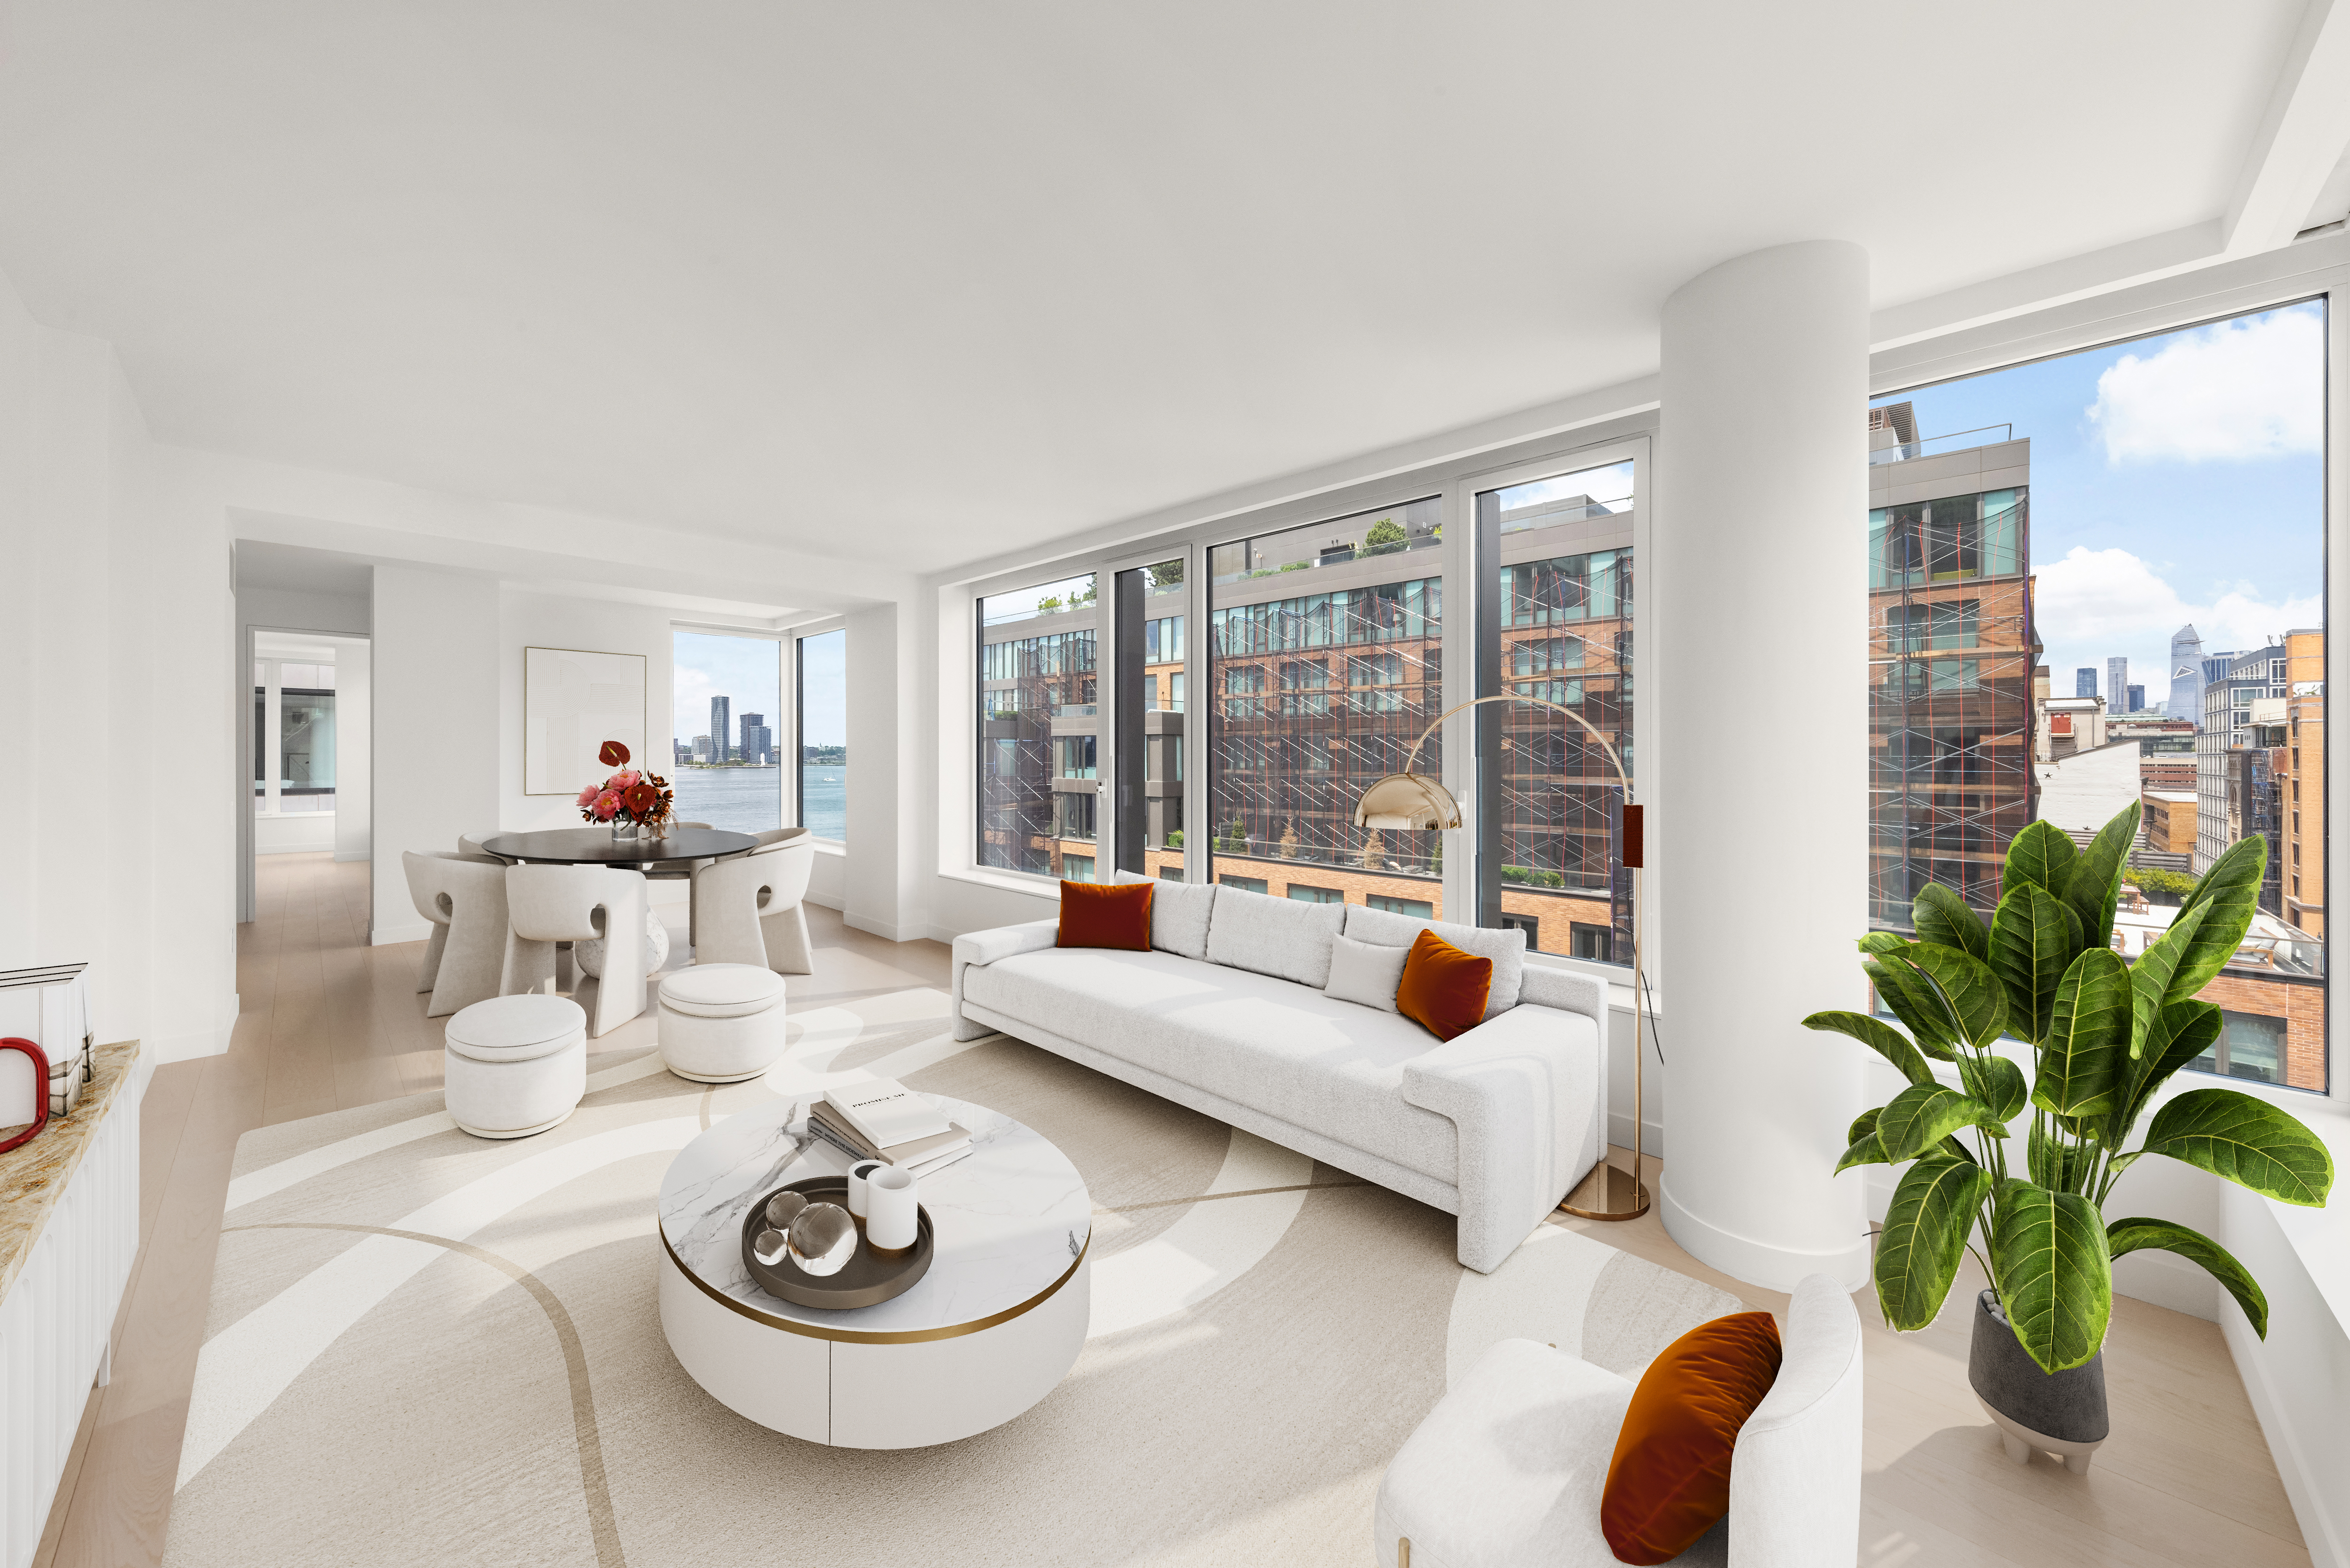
[
  {"left": 658, "top": 964, "right": 788, "bottom": 1084},
  {"left": 445, "top": 994, "right": 589, "bottom": 1139}
]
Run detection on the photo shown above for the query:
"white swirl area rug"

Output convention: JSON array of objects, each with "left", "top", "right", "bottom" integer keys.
[{"left": 163, "top": 985, "right": 1741, "bottom": 1568}]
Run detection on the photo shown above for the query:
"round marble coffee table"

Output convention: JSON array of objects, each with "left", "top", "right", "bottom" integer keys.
[{"left": 657, "top": 1093, "right": 1092, "bottom": 1448}]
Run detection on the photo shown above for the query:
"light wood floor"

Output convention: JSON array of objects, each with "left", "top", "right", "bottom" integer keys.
[{"left": 37, "top": 852, "right": 2310, "bottom": 1567}]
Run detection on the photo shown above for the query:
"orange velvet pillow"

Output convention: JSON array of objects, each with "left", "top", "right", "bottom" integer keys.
[
  {"left": 1056, "top": 880, "right": 1152, "bottom": 951},
  {"left": 1600, "top": 1311, "right": 1784, "bottom": 1564},
  {"left": 1394, "top": 928, "right": 1492, "bottom": 1041}
]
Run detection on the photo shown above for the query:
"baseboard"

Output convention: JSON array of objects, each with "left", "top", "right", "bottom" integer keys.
[
  {"left": 370, "top": 921, "right": 433, "bottom": 947},
  {"left": 2225, "top": 1304, "right": 2348, "bottom": 1568},
  {"left": 1605, "top": 1110, "right": 1666, "bottom": 1161},
  {"left": 843, "top": 910, "right": 916, "bottom": 942},
  {"left": 154, "top": 1028, "right": 229, "bottom": 1064},
  {"left": 806, "top": 891, "right": 844, "bottom": 913},
  {"left": 2112, "top": 1246, "right": 2221, "bottom": 1319},
  {"left": 1656, "top": 1169, "right": 1872, "bottom": 1293}
]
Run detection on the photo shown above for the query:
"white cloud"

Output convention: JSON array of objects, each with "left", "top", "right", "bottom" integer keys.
[
  {"left": 2033, "top": 545, "right": 2321, "bottom": 704},
  {"left": 2085, "top": 307, "right": 2323, "bottom": 465}
]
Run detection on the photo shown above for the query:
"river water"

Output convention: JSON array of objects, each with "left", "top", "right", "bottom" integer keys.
[{"left": 669, "top": 765, "right": 846, "bottom": 841}]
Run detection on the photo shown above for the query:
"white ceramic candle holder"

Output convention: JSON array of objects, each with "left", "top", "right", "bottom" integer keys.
[
  {"left": 847, "top": 1159, "right": 884, "bottom": 1219},
  {"left": 866, "top": 1165, "right": 919, "bottom": 1252}
]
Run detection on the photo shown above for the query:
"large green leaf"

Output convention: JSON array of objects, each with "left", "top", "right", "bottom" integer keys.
[
  {"left": 1912, "top": 883, "right": 1990, "bottom": 963},
  {"left": 2062, "top": 802, "right": 2139, "bottom": 969},
  {"left": 2035, "top": 949, "right": 2131, "bottom": 1118},
  {"left": 2004, "top": 821, "right": 2078, "bottom": 900},
  {"left": 1903, "top": 944, "right": 2009, "bottom": 1049},
  {"left": 2027, "top": 1118, "right": 2094, "bottom": 1194},
  {"left": 2107, "top": 1217, "right": 2270, "bottom": 1338},
  {"left": 1990, "top": 1178, "right": 2112, "bottom": 1373},
  {"left": 1988, "top": 882, "right": 2083, "bottom": 1043},
  {"left": 1836, "top": 1108, "right": 1890, "bottom": 1175},
  {"left": 1857, "top": 931, "right": 1911, "bottom": 956},
  {"left": 2163, "top": 837, "right": 2269, "bottom": 1006},
  {"left": 2121, "top": 1088, "right": 2336, "bottom": 1207},
  {"left": 2127, "top": 900, "right": 2208, "bottom": 1059},
  {"left": 1876, "top": 1151, "right": 1996, "bottom": 1332},
  {"left": 2108, "top": 999, "right": 2222, "bottom": 1145},
  {"left": 1803, "top": 1011, "right": 1936, "bottom": 1088},
  {"left": 1958, "top": 1052, "right": 2028, "bottom": 1123},
  {"left": 1864, "top": 960, "right": 1961, "bottom": 1062},
  {"left": 1877, "top": 1082, "right": 2002, "bottom": 1162}
]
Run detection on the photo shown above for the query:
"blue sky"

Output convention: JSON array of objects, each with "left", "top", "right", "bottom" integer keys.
[
  {"left": 1874, "top": 302, "right": 2324, "bottom": 711},
  {"left": 671, "top": 632, "right": 783, "bottom": 752},
  {"left": 798, "top": 629, "right": 847, "bottom": 749}
]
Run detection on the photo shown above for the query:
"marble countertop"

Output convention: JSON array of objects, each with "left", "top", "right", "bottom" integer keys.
[
  {"left": 0, "top": 1041, "right": 141, "bottom": 1306},
  {"left": 658, "top": 1093, "right": 1090, "bottom": 1338}
]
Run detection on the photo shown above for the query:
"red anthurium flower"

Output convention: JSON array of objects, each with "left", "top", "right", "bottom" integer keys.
[
  {"left": 599, "top": 741, "right": 631, "bottom": 768},
  {"left": 625, "top": 781, "right": 658, "bottom": 815}
]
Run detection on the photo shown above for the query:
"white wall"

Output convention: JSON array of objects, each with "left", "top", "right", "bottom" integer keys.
[
  {"left": 0, "top": 268, "right": 229, "bottom": 1064},
  {"left": 498, "top": 589, "right": 674, "bottom": 833},
  {"left": 336, "top": 640, "right": 372, "bottom": 863},
  {"left": 370, "top": 566, "right": 499, "bottom": 944}
]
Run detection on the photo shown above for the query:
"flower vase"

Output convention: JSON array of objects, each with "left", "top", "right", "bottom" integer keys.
[{"left": 611, "top": 820, "right": 640, "bottom": 842}]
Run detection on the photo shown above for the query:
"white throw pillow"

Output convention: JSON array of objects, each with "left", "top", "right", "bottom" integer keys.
[
  {"left": 1341, "top": 904, "right": 1526, "bottom": 1020},
  {"left": 1111, "top": 870, "right": 1216, "bottom": 960},
  {"left": 1204, "top": 883, "right": 1347, "bottom": 988},
  {"left": 1324, "top": 933, "right": 1407, "bottom": 1012}
]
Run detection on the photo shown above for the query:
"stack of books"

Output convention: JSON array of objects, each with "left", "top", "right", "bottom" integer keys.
[{"left": 809, "top": 1079, "right": 972, "bottom": 1178}]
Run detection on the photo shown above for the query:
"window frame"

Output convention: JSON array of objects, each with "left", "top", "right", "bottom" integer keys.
[
  {"left": 1873, "top": 255, "right": 2347, "bottom": 1117},
  {"left": 942, "top": 418, "right": 1656, "bottom": 998}
]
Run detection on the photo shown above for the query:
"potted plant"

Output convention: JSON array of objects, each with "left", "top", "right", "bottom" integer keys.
[{"left": 1804, "top": 801, "right": 2333, "bottom": 1468}]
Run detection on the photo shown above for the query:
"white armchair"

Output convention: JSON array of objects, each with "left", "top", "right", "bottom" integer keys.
[
  {"left": 689, "top": 834, "right": 815, "bottom": 974},
  {"left": 401, "top": 850, "right": 510, "bottom": 1018},
  {"left": 501, "top": 864, "right": 650, "bottom": 1038},
  {"left": 1374, "top": 1274, "right": 1863, "bottom": 1567}
]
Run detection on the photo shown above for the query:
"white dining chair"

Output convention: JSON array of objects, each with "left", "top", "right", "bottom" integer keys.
[
  {"left": 689, "top": 834, "right": 816, "bottom": 973},
  {"left": 402, "top": 851, "right": 511, "bottom": 1018},
  {"left": 457, "top": 833, "right": 512, "bottom": 864},
  {"left": 501, "top": 864, "right": 650, "bottom": 1038},
  {"left": 644, "top": 821, "right": 717, "bottom": 883}
]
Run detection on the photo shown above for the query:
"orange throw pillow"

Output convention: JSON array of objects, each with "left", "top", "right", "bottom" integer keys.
[
  {"left": 1056, "top": 880, "right": 1152, "bottom": 952},
  {"left": 1394, "top": 928, "right": 1492, "bottom": 1041},
  {"left": 1600, "top": 1311, "right": 1784, "bottom": 1564}
]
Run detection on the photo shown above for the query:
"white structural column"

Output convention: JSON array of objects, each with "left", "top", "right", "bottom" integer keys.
[{"left": 1654, "top": 241, "right": 1872, "bottom": 1292}]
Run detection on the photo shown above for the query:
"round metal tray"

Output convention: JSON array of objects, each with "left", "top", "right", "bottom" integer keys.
[{"left": 737, "top": 1175, "right": 934, "bottom": 1310}]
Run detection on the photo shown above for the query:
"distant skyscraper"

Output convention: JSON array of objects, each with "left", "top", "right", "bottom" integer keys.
[
  {"left": 710, "top": 695, "right": 732, "bottom": 763},
  {"left": 2127, "top": 684, "right": 2145, "bottom": 713},
  {"left": 2076, "top": 667, "right": 2097, "bottom": 698},
  {"left": 2167, "top": 624, "right": 2205, "bottom": 724},
  {"left": 2107, "top": 656, "right": 2128, "bottom": 713},
  {"left": 741, "top": 712, "right": 768, "bottom": 764}
]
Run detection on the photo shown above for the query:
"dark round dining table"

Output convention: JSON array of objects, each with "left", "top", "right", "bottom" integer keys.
[{"left": 478, "top": 827, "right": 760, "bottom": 866}]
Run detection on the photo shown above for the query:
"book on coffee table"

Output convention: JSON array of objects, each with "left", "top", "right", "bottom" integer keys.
[
  {"left": 825, "top": 1079, "right": 950, "bottom": 1148},
  {"left": 808, "top": 1102, "right": 971, "bottom": 1170}
]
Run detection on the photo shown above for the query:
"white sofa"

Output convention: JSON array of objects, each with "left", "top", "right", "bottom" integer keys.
[
  {"left": 1373, "top": 1274, "right": 1864, "bottom": 1566},
  {"left": 951, "top": 880, "right": 1606, "bottom": 1273}
]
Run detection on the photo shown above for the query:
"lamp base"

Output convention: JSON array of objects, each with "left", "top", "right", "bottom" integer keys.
[{"left": 1558, "top": 1160, "right": 1651, "bottom": 1222}]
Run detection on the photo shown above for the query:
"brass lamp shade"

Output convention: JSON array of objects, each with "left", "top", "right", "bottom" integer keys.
[{"left": 1352, "top": 772, "right": 1463, "bottom": 831}]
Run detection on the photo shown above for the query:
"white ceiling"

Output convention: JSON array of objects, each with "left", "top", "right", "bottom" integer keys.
[{"left": 0, "top": 2, "right": 2334, "bottom": 570}]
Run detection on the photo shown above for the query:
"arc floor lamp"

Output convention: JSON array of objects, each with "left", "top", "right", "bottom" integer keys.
[{"left": 1352, "top": 694, "right": 1649, "bottom": 1221}]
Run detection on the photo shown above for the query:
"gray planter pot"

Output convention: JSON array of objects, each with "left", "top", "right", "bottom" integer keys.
[{"left": 1968, "top": 1288, "right": 2109, "bottom": 1473}]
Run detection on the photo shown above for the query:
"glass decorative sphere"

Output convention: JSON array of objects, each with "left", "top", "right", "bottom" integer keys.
[{"left": 787, "top": 1202, "right": 858, "bottom": 1276}]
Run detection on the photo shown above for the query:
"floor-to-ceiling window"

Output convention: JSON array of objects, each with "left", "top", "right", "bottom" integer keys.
[
  {"left": 1207, "top": 500, "right": 1443, "bottom": 905},
  {"left": 797, "top": 628, "right": 847, "bottom": 843},
  {"left": 671, "top": 631, "right": 782, "bottom": 833},
  {"left": 979, "top": 574, "right": 1098, "bottom": 877},
  {"left": 1472, "top": 457, "right": 1637, "bottom": 963},
  {"left": 1873, "top": 300, "right": 2327, "bottom": 1091}
]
